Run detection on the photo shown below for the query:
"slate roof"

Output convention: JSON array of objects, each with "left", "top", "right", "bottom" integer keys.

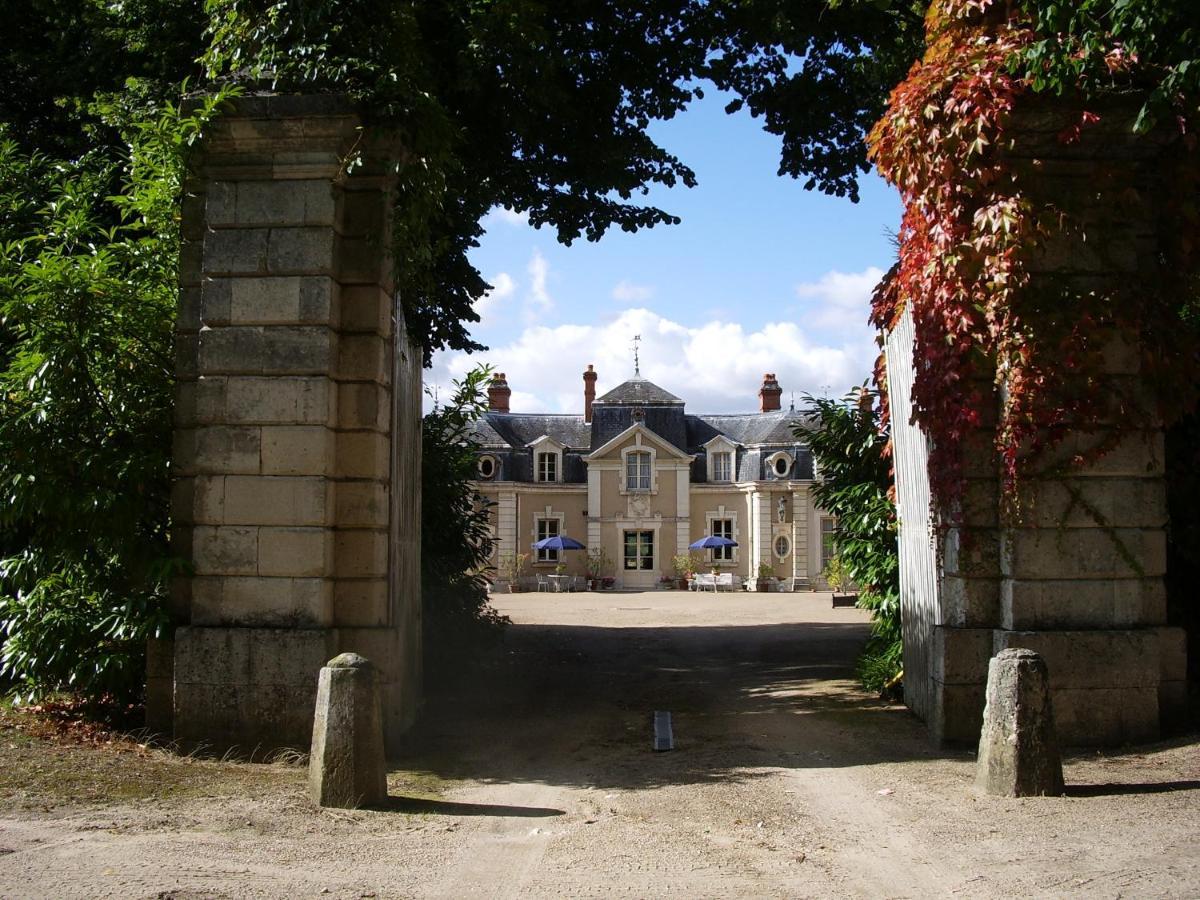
[
  {"left": 686, "top": 410, "right": 816, "bottom": 448},
  {"left": 593, "top": 376, "right": 683, "bottom": 405},
  {"left": 467, "top": 377, "right": 818, "bottom": 484},
  {"left": 475, "top": 413, "right": 592, "bottom": 449}
]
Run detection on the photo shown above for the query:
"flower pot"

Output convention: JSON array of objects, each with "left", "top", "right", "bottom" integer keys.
[{"left": 831, "top": 592, "right": 858, "bottom": 608}]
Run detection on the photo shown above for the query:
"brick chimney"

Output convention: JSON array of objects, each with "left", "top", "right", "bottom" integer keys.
[
  {"left": 759, "top": 373, "right": 782, "bottom": 413},
  {"left": 488, "top": 372, "right": 511, "bottom": 413},
  {"left": 583, "top": 364, "right": 598, "bottom": 422}
]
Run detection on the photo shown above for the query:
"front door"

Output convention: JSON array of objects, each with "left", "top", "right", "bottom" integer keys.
[{"left": 622, "top": 529, "right": 656, "bottom": 588}]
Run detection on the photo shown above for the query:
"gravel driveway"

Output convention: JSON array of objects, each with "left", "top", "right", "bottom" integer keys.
[{"left": 1, "top": 590, "right": 1197, "bottom": 898}]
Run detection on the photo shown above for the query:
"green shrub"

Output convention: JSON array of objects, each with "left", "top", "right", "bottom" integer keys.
[{"left": 802, "top": 387, "right": 901, "bottom": 694}]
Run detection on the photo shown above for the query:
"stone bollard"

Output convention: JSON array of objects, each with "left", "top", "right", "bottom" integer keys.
[
  {"left": 975, "top": 648, "right": 1065, "bottom": 797},
  {"left": 309, "top": 653, "right": 388, "bottom": 808}
]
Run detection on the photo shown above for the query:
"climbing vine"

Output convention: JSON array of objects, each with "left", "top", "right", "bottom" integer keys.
[{"left": 867, "top": 0, "right": 1200, "bottom": 521}]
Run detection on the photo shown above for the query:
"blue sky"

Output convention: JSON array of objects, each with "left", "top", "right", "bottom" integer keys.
[{"left": 426, "top": 88, "right": 902, "bottom": 415}]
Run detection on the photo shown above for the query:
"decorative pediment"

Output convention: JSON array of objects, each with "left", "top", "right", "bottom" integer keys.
[
  {"left": 703, "top": 434, "right": 739, "bottom": 453},
  {"left": 584, "top": 422, "right": 693, "bottom": 462},
  {"left": 525, "top": 434, "right": 566, "bottom": 451}
]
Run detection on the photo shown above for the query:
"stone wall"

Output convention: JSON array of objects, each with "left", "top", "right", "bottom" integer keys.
[
  {"left": 891, "top": 99, "right": 1189, "bottom": 747},
  {"left": 149, "top": 95, "right": 421, "bottom": 752}
]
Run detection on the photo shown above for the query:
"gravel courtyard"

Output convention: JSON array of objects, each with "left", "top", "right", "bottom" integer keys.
[{"left": 1, "top": 590, "right": 1197, "bottom": 898}]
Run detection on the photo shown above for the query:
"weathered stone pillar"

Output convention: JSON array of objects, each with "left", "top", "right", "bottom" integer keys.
[
  {"left": 889, "top": 99, "right": 1189, "bottom": 747},
  {"left": 975, "top": 649, "right": 1064, "bottom": 797},
  {"left": 160, "top": 94, "right": 422, "bottom": 752},
  {"left": 309, "top": 653, "right": 388, "bottom": 808}
]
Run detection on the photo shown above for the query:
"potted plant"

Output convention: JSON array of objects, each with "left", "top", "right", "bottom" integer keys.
[
  {"left": 554, "top": 562, "right": 567, "bottom": 576},
  {"left": 586, "top": 547, "right": 612, "bottom": 591},
  {"left": 824, "top": 554, "right": 857, "bottom": 607},
  {"left": 671, "top": 553, "right": 697, "bottom": 590},
  {"left": 601, "top": 575, "right": 616, "bottom": 590},
  {"left": 755, "top": 560, "right": 777, "bottom": 593},
  {"left": 497, "top": 551, "right": 529, "bottom": 593},
  {"left": 658, "top": 574, "right": 675, "bottom": 590}
]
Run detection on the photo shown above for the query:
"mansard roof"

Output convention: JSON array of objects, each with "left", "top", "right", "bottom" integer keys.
[
  {"left": 475, "top": 413, "right": 591, "bottom": 450},
  {"left": 686, "top": 409, "right": 814, "bottom": 447},
  {"left": 593, "top": 375, "right": 683, "bottom": 406}
]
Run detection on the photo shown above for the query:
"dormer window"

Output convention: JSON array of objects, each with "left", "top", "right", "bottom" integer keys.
[
  {"left": 704, "top": 435, "right": 739, "bottom": 483},
  {"left": 536, "top": 451, "right": 558, "bottom": 482},
  {"left": 478, "top": 455, "right": 497, "bottom": 479},
  {"left": 527, "top": 435, "right": 564, "bottom": 484},
  {"left": 712, "top": 451, "right": 732, "bottom": 482},
  {"left": 766, "top": 451, "right": 793, "bottom": 479}
]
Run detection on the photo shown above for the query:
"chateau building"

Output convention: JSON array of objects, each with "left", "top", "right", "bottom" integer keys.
[{"left": 470, "top": 366, "right": 835, "bottom": 589}]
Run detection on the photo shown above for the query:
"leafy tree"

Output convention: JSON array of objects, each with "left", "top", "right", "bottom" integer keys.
[
  {"left": 0, "top": 92, "right": 229, "bottom": 702},
  {"left": 421, "top": 366, "right": 507, "bottom": 656},
  {"left": 803, "top": 387, "right": 900, "bottom": 693}
]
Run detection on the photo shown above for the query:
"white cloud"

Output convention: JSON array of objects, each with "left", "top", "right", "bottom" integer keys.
[
  {"left": 482, "top": 206, "right": 530, "bottom": 228},
  {"left": 523, "top": 248, "right": 554, "bottom": 322},
  {"left": 612, "top": 280, "right": 655, "bottom": 304},
  {"left": 428, "top": 298, "right": 880, "bottom": 416},
  {"left": 793, "top": 266, "right": 886, "bottom": 334},
  {"left": 473, "top": 271, "right": 515, "bottom": 329}
]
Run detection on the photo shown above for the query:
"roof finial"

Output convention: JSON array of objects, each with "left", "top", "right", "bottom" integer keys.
[
  {"left": 790, "top": 390, "right": 795, "bottom": 412},
  {"left": 632, "top": 334, "right": 642, "bottom": 376}
]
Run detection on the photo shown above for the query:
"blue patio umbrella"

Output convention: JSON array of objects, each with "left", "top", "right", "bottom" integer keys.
[
  {"left": 688, "top": 535, "right": 738, "bottom": 550},
  {"left": 531, "top": 534, "right": 587, "bottom": 551}
]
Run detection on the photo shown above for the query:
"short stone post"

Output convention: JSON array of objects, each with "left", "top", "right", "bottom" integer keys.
[
  {"left": 309, "top": 653, "right": 388, "bottom": 808},
  {"left": 975, "top": 649, "right": 1064, "bottom": 797}
]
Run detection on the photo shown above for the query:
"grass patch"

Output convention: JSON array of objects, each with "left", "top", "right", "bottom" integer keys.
[{"left": 0, "top": 702, "right": 303, "bottom": 811}]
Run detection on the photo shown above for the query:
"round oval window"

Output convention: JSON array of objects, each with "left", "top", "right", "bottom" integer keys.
[
  {"left": 478, "top": 456, "right": 496, "bottom": 479},
  {"left": 774, "top": 535, "right": 790, "bottom": 558},
  {"left": 774, "top": 456, "right": 790, "bottom": 476}
]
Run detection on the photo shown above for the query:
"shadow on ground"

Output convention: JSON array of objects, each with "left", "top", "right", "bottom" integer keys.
[{"left": 393, "top": 619, "right": 950, "bottom": 790}]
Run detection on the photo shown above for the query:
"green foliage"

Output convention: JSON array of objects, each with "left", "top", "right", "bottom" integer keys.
[
  {"left": 0, "top": 92, "right": 231, "bottom": 701},
  {"left": 421, "top": 365, "right": 507, "bottom": 650},
  {"left": 585, "top": 547, "right": 612, "bottom": 579},
  {"left": 705, "top": 0, "right": 928, "bottom": 201},
  {"left": 803, "top": 388, "right": 900, "bottom": 693},
  {"left": 1010, "top": 0, "right": 1200, "bottom": 132}
]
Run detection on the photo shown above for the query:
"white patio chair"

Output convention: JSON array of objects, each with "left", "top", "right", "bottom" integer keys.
[{"left": 536, "top": 573, "right": 551, "bottom": 592}]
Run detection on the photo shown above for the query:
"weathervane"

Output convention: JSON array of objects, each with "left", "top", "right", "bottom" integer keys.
[{"left": 632, "top": 334, "right": 642, "bottom": 376}]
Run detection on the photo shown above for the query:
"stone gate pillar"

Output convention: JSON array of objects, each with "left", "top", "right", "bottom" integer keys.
[
  {"left": 889, "top": 101, "right": 1189, "bottom": 747},
  {"left": 152, "top": 94, "right": 422, "bottom": 752}
]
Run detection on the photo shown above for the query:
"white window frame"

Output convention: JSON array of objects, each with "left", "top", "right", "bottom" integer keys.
[
  {"left": 704, "top": 435, "right": 738, "bottom": 483},
  {"left": 710, "top": 518, "right": 734, "bottom": 562},
  {"left": 527, "top": 435, "right": 564, "bottom": 484},
  {"left": 536, "top": 451, "right": 558, "bottom": 483},
  {"left": 704, "top": 506, "right": 739, "bottom": 566},
  {"left": 766, "top": 450, "right": 793, "bottom": 480},
  {"left": 478, "top": 454, "right": 498, "bottom": 480},
  {"left": 532, "top": 506, "right": 566, "bottom": 565},
  {"left": 622, "top": 529, "right": 655, "bottom": 571},
  {"left": 774, "top": 534, "right": 791, "bottom": 560},
  {"left": 820, "top": 516, "right": 837, "bottom": 573},
  {"left": 620, "top": 443, "right": 656, "bottom": 494},
  {"left": 712, "top": 451, "right": 732, "bottom": 482}
]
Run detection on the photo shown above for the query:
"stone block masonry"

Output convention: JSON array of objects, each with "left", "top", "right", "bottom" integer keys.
[
  {"left": 888, "top": 96, "right": 1188, "bottom": 748},
  {"left": 156, "top": 94, "right": 422, "bottom": 753}
]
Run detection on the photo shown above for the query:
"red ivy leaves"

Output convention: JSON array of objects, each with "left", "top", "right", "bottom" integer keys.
[{"left": 868, "top": 0, "right": 1033, "bottom": 517}]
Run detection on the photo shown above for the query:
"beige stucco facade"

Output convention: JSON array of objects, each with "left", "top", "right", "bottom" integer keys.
[{"left": 475, "top": 415, "right": 834, "bottom": 590}]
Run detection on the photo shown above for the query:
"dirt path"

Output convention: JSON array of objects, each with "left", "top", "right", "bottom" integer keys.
[{"left": 1, "top": 591, "right": 1197, "bottom": 898}]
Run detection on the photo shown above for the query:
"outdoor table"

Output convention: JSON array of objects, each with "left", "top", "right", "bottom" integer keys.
[{"left": 547, "top": 574, "right": 570, "bottom": 592}]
